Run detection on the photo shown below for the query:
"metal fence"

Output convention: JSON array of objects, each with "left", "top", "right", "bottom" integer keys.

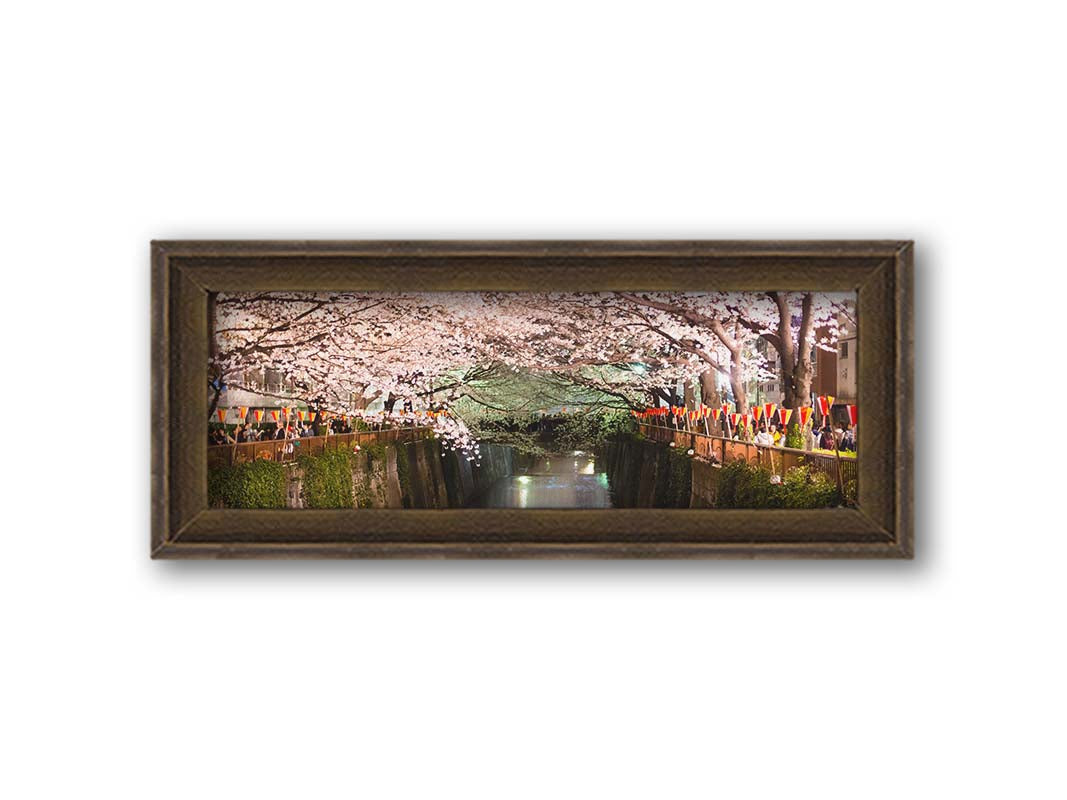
[
  {"left": 208, "top": 427, "right": 434, "bottom": 468},
  {"left": 638, "top": 423, "right": 858, "bottom": 489}
]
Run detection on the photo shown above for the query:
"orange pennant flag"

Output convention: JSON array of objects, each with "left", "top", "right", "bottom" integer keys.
[
  {"left": 253, "top": 409, "right": 264, "bottom": 422},
  {"left": 216, "top": 409, "right": 227, "bottom": 423},
  {"left": 238, "top": 406, "right": 248, "bottom": 419}
]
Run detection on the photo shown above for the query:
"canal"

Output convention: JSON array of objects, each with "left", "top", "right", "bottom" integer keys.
[{"left": 472, "top": 451, "right": 613, "bottom": 508}]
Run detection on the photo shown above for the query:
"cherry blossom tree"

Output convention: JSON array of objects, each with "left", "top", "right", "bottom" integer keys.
[{"left": 210, "top": 289, "right": 853, "bottom": 449}]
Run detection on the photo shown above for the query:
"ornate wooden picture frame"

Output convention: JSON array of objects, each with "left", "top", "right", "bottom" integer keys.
[{"left": 151, "top": 240, "right": 913, "bottom": 558}]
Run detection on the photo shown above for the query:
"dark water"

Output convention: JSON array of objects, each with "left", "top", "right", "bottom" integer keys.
[{"left": 473, "top": 452, "right": 613, "bottom": 508}]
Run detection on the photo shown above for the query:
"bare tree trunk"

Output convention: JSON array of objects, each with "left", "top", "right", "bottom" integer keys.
[
  {"left": 766, "top": 291, "right": 815, "bottom": 410},
  {"left": 770, "top": 292, "right": 797, "bottom": 409},
  {"left": 793, "top": 293, "right": 816, "bottom": 409},
  {"left": 729, "top": 360, "right": 748, "bottom": 415},
  {"left": 726, "top": 322, "right": 748, "bottom": 414},
  {"left": 683, "top": 380, "right": 696, "bottom": 411},
  {"left": 698, "top": 370, "right": 720, "bottom": 409}
]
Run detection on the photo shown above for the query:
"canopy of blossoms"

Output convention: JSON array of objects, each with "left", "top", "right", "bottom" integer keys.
[{"left": 212, "top": 290, "right": 853, "bottom": 455}]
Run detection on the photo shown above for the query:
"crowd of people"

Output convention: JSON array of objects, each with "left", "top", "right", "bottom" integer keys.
[
  {"left": 208, "top": 414, "right": 357, "bottom": 446},
  {"left": 665, "top": 417, "right": 858, "bottom": 453},
  {"left": 747, "top": 421, "right": 856, "bottom": 452}
]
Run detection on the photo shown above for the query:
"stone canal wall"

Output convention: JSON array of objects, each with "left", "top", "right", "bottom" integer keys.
[
  {"left": 209, "top": 438, "right": 514, "bottom": 509},
  {"left": 605, "top": 434, "right": 847, "bottom": 510},
  {"left": 603, "top": 436, "right": 695, "bottom": 508}
]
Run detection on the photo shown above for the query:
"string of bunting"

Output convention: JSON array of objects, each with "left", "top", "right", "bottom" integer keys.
[{"left": 631, "top": 396, "right": 855, "bottom": 433}]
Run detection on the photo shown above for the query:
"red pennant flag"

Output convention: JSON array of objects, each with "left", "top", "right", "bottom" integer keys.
[
  {"left": 238, "top": 406, "right": 249, "bottom": 419},
  {"left": 297, "top": 410, "right": 306, "bottom": 421},
  {"left": 847, "top": 405, "right": 858, "bottom": 426},
  {"left": 712, "top": 408, "right": 722, "bottom": 421},
  {"left": 216, "top": 409, "right": 227, "bottom": 423},
  {"left": 764, "top": 402, "right": 777, "bottom": 422},
  {"left": 253, "top": 409, "right": 264, "bottom": 422},
  {"left": 270, "top": 410, "right": 279, "bottom": 422},
  {"left": 752, "top": 405, "right": 763, "bottom": 421},
  {"left": 798, "top": 407, "right": 813, "bottom": 427},
  {"left": 281, "top": 407, "right": 290, "bottom": 418},
  {"left": 778, "top": 408, "right": 793, "bottom": 427},
  {"left": 817, "top": 395, "right": 835, "bottom": 416},
  {"left": 721, "top": 403, "right": 730, "bottom": 417}
]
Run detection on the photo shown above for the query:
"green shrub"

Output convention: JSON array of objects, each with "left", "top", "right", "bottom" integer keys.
[
  {"left": 358, "top": 441, "right": 388, "bottom": 463},
  {"left": 556, "top": 410, "right": 637, "bottom": 451},
  {"left": 785, "top": 421, "right": 803, "bottom": 449},
  {"left": 208, "top": 459, "right": 287, "bottom": 509},
  {"left": 843, "top": 478, "right": 858, "bottom": 506},
  {"left": 734, "top": 465, "right": 784, "bottom": 509},
  {"left": 782, "top": 463, "right": 841, "bottom": 509},
  {"left": 299, "top": 448, "right": 354, "bottom": 508},
  {"left": 715, "top": 459, "right": 749, "bottom": 507},
  {"left": 714, "top": 458, "right": 840, "bottom": 509}
]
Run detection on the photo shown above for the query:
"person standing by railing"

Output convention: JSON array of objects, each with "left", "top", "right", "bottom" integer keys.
[
  {"left": 840, "top": 425, "right": 856, "bottom": 452},
  {"left": 818, "top": 426, "right": 835, "bottom": 450}
]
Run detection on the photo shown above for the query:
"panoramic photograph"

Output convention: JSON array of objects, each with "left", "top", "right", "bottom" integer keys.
[{"left": 207, "top": 290, "right": 858, "bottom": 510}]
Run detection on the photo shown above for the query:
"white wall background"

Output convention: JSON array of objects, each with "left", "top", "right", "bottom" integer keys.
[{"left": 3, "top": 3, "right": 1064, "bottom": 798}]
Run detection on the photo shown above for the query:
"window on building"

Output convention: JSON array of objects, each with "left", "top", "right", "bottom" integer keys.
[
  {"left": 840, "top": 341, "right": 849, "bottom": 359},
  {"left": 265, "top": 368, "right": 282, "bottom": 392}
]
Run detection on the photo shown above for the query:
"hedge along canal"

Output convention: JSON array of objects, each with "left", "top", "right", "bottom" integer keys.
[{"left": 208, "top": 437, "right": 513, "bottom": 509}]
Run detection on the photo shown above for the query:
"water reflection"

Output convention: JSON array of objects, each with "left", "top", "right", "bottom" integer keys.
[{"left": 473, "top": 454, "right": 613, "bottom": 508}]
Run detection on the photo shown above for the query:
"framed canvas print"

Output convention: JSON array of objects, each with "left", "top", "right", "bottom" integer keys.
[{"left": 151, "top": 240, "right": 913, "bottom": 558}]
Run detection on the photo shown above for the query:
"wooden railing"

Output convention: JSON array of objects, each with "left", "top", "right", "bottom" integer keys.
[
  {"left": 637, "top": 423, "right": 858, "bottom": 489},
  {"left": 208, "top": 427, "right": 434, "bottom": 468}
]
